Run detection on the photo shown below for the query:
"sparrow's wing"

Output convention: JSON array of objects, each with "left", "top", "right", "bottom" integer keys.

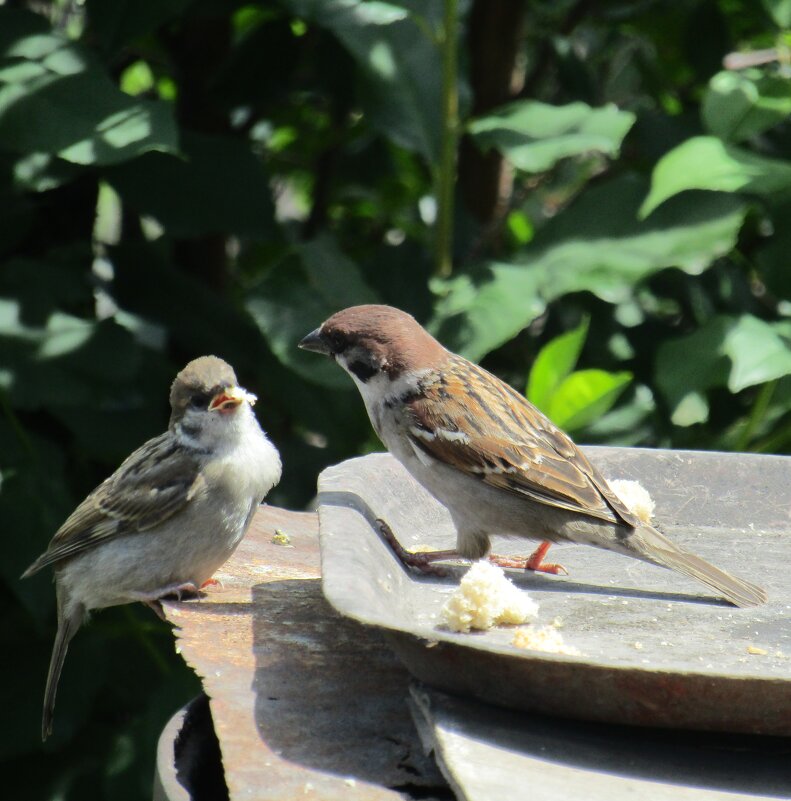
[
  {"left": 405, "top": 358, "right": 642, "bottom": 528},
  {"left": 25, "top": 433, "right": 206, "bottom": 573}
]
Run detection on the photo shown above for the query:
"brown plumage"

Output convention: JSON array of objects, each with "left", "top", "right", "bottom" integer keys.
[{"left": 300, "top": 304, "right": 767, "bottom": 609}]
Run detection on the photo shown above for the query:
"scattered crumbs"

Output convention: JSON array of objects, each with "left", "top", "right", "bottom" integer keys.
[
  {"left": 747, "top": 645, "right": 768, "bottom": 656},
  {"left": 344, "top": 779, "right": 357, "bottom": 788},
  {"left": 608, "top": 479, "right": 655, "bottom": 524},
  {"left": 633, "top": 642, "right": 644, "bottom": 650},
  {"left": 441, "top": 561, "right": 538, "bottom": 633},
  {"left": 512, "top": 625, "right": 580, "bottom": 656},
  {"left": 271, "top": 530, "right": 292, "bottom": 546},
  {"left": 303, "top": 782, "right": 315, "bottom": 794}
]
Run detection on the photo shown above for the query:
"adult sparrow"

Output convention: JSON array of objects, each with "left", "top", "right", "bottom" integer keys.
[
  {"left": 299, "top": 305, "right": 766, "bottom": 609},
  {"left": 23, "top": 356, "right": 281, "bottom": 740}
]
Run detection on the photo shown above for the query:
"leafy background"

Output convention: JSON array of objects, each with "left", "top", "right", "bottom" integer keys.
[{"left": 3, "top": 0, "right": 790, "bottom": 797}]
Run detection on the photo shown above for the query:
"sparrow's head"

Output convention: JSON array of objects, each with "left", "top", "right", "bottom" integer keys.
[
  {"left": 169, "top": 356, "right": 258, "bottom": 447},
  {"left": 298, "top": 305, "right": 446, "bottom": 384}
]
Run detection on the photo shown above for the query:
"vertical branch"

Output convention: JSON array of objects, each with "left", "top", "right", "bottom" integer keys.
[{"left": 435, "top": 0, "right": 459, "bottom": 278}]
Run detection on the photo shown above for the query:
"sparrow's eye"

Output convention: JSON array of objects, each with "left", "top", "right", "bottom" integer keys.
[
  {"left": 327, "top": 331, "right": 347, "bottom": 354},
  {"left": 189, "top": 392, "right": 211, "bottom": 410}
]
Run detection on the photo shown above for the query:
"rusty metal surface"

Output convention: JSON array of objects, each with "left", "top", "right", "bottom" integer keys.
[
  {"left": 162, "top": 506, "right": 445, "bottom": 801},
  {"left": 318, "top": 449, "right": 791, "bottom": 735},
  {"left": 409, "top": 684, "right": 791, "bottom": 801}
]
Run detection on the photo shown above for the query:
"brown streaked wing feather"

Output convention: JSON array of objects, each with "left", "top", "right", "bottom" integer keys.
[
  {"left": 29, "top": 433, "right": 206, "bottom": 572},
  {"left": 406, "top": 358, "right": 641, "bottom": 528}
]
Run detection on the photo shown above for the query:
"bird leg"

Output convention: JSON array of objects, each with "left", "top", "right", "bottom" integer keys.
[
  {"left": 489, "top": 540, "right": 568, "bottom": 575},
  {"left": 131, "top": 582, "right": 204, "bottom": 620},
  {"left": 376, "top": 519, "right": 457, "bottom": 577}
]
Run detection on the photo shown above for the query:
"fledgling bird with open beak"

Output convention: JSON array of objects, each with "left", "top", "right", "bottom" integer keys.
[
  {"left": 23, "top": 356, "right": 281, "bottom": 740},
  {"left": 299, "top": 305, "right": 766, "bottom": 609}
]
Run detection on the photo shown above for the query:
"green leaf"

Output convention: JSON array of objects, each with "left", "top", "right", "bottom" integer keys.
[
  {"left": 762, "top": 0, "right": 791, "bottom": 27},
  {"left": 246, "top": 236, "right": 379, "bottom": 388},
  {"left": 469, "top": 100, "right": 635, "bottom": 173},
  {"left": 429, "top": 261, "right": 545, "bottom": 362},
  {"left": 523, "top": 174, "right": 747, "bottom": 304},
  {"left": 655, "top": 315, "right": 791, "bottom": 426},
  {"left": 526, "top": 318, "right": 589, "bottom": 412},
  {"left": 283, "top": 0, "right": 442, "bottom": 161},
  {"left": 0, "top": 20, "right": 178, "bottom": 164},
  {"left": 640, "top": 136, "right": 791, "bottom": 216},
  {"left": 546, "top": 369, "right": 632, "bottom": 431},
  {"left": 723, "top": 315, "right": 791, "bottom": 393},
  {"left": 655, "top": 317, "right": 731, "bottom": 426},
  {"left": 702, "top": 70, "right": 791, "bottom": 143},
  {"left": 107, "top": 132, "right": 275, "bottom": 238}
]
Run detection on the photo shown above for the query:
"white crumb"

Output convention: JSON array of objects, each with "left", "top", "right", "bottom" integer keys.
[
  {"left": 441, "top": 561, "right": 539, "bottom": 633},
  {"left": 609, "top": 478, "right": 655, "bottom": 524},
  {"left": 511, "top": 625, "right": 581, "bottom": 656}
]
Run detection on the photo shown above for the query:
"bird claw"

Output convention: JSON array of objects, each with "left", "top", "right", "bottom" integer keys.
[
  {"left": 200, "top": 577, "right": 223, "bottom": 590},
  {"left": 375, "top": 518, "right": 454, "bottom": 577}
]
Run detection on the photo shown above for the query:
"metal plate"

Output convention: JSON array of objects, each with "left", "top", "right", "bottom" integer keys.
[
  {"left": 318, "top": 448, "right": 791, "bottom": 735},
  {"left": 408, "top": 684, "right": 791, "bottom": 801}
]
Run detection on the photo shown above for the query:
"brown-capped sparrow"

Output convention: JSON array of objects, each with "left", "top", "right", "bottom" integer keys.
[
  {"left": 23, "top": 356, "right": 281, "bottom": 740},
  {"left": 299, "top": 305, "right": 766, "bottom": 609}
]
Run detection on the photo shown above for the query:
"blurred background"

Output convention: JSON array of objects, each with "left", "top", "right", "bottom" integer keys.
[{"left": 2, "top": 0, "right": 790, "bottom": 797}]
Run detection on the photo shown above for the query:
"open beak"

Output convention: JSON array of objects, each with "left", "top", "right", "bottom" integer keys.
[
  {"left": 209, "top": 385, "right": 257, "bottom": 413},
  {"left": 298, "top": 328, "right": 331, "bottom": 356}
]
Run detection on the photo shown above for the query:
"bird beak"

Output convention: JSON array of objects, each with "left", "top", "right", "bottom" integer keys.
[
  {"left": 298, "top": 328, "right": 331, "bottom": 356},
  {"left": 209, "top": 386, "right": 257, "bottom": 412}
]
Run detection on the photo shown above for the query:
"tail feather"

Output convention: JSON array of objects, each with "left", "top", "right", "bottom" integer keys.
[
  {"left": 42, "top": 602, "right": 84, "bottom": 741},
  {"left": 628, "top": 527, "right": 767, "bottom": 608}
]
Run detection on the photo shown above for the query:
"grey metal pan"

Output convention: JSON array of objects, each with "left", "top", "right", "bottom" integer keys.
[{"left": 318, "top": 448, "right": 791, "bottom": 734}]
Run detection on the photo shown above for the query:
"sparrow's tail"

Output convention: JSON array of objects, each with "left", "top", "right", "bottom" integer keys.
[
  {"left": 42, "top": 598, "right": 85, "bottom": 741},
  {"left": 627, "top": 526, "right": 767, "bottom": 608}
]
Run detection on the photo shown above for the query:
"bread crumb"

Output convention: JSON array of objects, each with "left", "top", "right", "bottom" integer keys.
[
  {"left": 747, "top": 645, "right": 768, "bottom": 655},
  {"left": 441, "top": 561, "right": 538, "bottom": 633},
  {"left": 512, "top": 625, "right": 580, "bottom": 655},
  {"left": 609, "top": 479, "right": 655, "bottom": 524},
  {"left": 409, "top": 544, "right": 435, "bottom": 553}
]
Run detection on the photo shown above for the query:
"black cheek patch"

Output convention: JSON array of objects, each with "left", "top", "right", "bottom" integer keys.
[{"left": 348, "top": 360, "right": 378, "bottom": 382}]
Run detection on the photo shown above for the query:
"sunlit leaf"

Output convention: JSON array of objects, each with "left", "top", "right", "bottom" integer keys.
[
  {"left": 640, "top": 137, "right": 791, "bottom": 216},
  {"left": 469, "top": 100, "right": 635, "bottom": 173},
  {"left": 702, "top": 70, "right": 791, "bottom": 143},
  {"left": 546, "top": 369, "right": 632, "bottom": 431},
  {"left": 526, "top": 318, "right": 589, "bottom": 412}
]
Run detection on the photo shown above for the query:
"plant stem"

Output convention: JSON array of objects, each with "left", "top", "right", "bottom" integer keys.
[
  {"left": 736, "top": 379, "right": 777, "bottom": 452},
  {"left": 435, "top": 0, "right": 458, "bottom": 278}
]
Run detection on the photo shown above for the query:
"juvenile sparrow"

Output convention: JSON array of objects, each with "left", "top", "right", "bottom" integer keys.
[
  {"left": 299, "top": 305, "right": 766, "bottom": 609},
  {"left": 23, "top": 356, "right": 282, "bottom": 740}
]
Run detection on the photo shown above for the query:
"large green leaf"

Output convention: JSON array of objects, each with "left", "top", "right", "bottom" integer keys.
[
  {"left": 469, "top": 100, "right": 635, "bottom": 173},
  {"left": 0, "top": 12, "right": 177, "bottom": 164},
  {"left": 640, "top": 136, "right": 791, "bottom": 216},
  {"left": 106, "top": 132, "right": 274, "bottom": 237},
  {"left": 526, "top": 318, "right": 589, "bottom": 412},
  {"left": 430, "top": 262, "right": 545, "bottom": 362},
  {"left": 724, "top": 315, "right": 791, "bottom": 393},
  {"left": 524, "top": 174, "right": 747, "bottom": 304},
  {"left": 702, "top": 70, "right": 791, "bottom": 143},
  {"left": 246, "top": 236, "right": 379, "bottom": 388},
  {"left": 763, "top": 0, "right": 791, "bottom": 27},
  {"left": 655, "top": 315, "right": 791, "bottom": 426},
  {"left": 546, "top": 369, "right": 632, "bottom": 432},
  {"left": 282, "top": 0, "right": 442, "bottom": 161}
]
